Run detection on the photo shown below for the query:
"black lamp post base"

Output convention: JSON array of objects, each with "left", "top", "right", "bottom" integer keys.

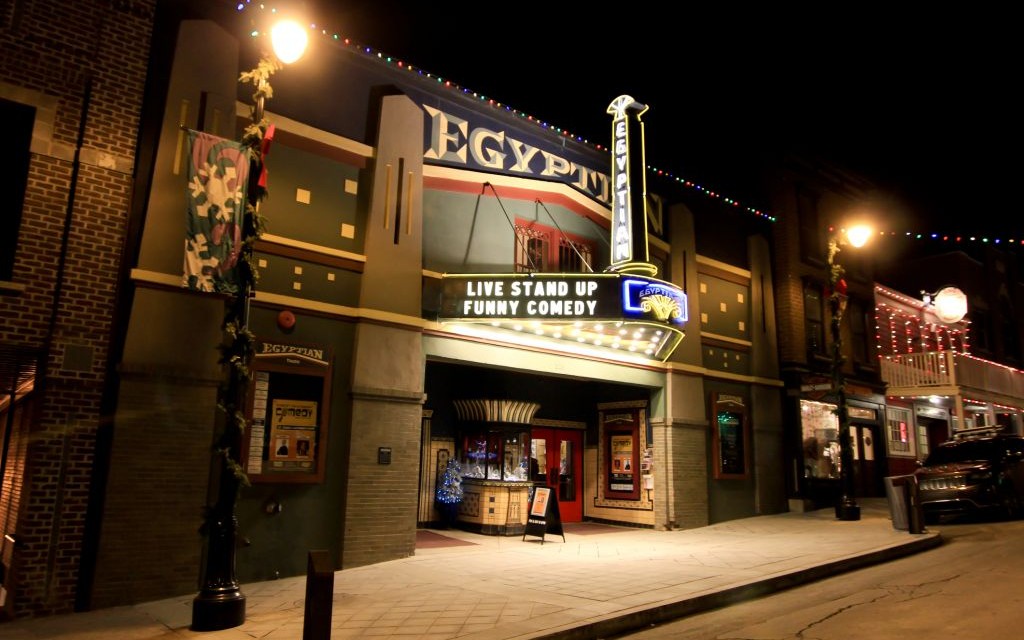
[
  {"left": 192, "top": 591, "right": 246, "bottom": 631},
  {"left": 835, "top": 499, "right": 861, "bottom": 521}
]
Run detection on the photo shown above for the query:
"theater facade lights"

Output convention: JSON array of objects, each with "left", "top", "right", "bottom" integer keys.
[{"left": 438, "top": 95, "right": 689, "bottom": 362}]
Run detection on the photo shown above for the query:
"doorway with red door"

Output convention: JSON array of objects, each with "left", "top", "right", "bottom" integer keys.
[{"left": 530, "top": 427, "right": 584, "bottom": 522}]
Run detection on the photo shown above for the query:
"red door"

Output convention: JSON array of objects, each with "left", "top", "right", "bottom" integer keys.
[{"left": 530, "top": 428, "right": 583, "bottom": 522}]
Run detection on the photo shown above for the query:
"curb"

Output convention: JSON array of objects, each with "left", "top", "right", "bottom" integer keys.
[{"left": 530, "top": 532, "right": 943, "bottom": 640}]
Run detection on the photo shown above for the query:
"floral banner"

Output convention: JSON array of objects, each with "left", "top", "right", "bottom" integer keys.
[{"left": 183, "top": 129, "right": 249, "bottom": 292}]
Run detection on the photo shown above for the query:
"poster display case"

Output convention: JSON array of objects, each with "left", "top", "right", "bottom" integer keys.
[
  {"left": 711, "top": 392, "right": 750, "bottom": 480},
  {"left": 242, "top": 340, "right": 332, "bottom": 483}
]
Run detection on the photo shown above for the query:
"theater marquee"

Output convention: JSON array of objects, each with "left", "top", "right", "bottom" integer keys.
[
  {"left": 438, "top": 273, "right": 687, "bottom": 361},
  {"left": 436, "top": 95, "right": 688, "bottom": 362}
]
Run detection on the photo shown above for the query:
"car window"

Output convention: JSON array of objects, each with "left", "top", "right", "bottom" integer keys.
[
  {"left": 924, "top": 439, "right": 996, "bottom": 465},
  {"left": 1010, "top": 439, "right": 1024, "bottom": 456}
]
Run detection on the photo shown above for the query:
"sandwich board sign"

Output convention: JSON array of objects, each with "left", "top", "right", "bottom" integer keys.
[{"left": 523, "top": 486, "right": 565, "bottom": 544}]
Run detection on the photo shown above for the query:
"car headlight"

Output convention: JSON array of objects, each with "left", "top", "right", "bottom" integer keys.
[{"left": 966, "top": 470, "right": 992, "bottom": 482}]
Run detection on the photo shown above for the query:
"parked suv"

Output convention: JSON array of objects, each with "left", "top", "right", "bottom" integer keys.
[{"left": 914, "top": 429, "right": 1024, "bottom": 522}]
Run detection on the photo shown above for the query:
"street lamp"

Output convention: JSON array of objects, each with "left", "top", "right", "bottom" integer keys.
[
  {"left": 191, "top": 18, "right": 307, "bottom": 632},
  {"left": 827, "top": 224, "right": 871, "bottom": 522}
]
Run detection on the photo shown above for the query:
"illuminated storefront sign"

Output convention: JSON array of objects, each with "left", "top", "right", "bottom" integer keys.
[
  {"left": 438, "top": 273, "right": 687, "bottom": 361},
  {"left": 442, "top": 274, "right": 684, "bottom": 323},
  {"left": 433, "top": 95, "right": 688, "bottom": 362},
  {"left": 605, "top": 95, "right": 653, "bottom": 275},
  {"left": 422, "top": 105, "right": 611, "bottom": 205}
]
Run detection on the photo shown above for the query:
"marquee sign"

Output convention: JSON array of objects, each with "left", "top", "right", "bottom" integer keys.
[{"left": 438, "top": 273, "right": 687, "bottom": 361}]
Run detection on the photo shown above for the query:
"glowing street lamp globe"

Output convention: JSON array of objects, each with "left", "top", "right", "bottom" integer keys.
[
  {"left": 844, "top": 224, "right": 872, "bottom": 248},
  {"left": 271, "top": 19, "right": 308, "bottom": 64}
]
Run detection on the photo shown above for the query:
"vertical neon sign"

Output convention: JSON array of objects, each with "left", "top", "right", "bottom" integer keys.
[{"left": 606, "top": 95, "right": 655, "bottom": 276}]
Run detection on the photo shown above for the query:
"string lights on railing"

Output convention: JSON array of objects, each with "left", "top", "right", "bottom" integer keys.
[{"left": 874, "top": 289, "right": 970, "bottom": 358}]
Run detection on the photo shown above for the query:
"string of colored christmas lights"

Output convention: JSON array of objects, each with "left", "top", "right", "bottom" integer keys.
[
  {"left": 233, "top": 1, "right": 774, "bottom": 221},
  {"left": 235, "top": 2, "right": 1024, "bottom": 244}
]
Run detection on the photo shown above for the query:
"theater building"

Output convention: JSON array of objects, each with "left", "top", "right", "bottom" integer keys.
[{"left": 0, "top": 2, "right": 786, "bottom": 616}]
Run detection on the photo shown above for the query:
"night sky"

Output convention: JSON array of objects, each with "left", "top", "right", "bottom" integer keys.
[{"left": 302, "top": 1, "right": 1019, "bottom": 240}]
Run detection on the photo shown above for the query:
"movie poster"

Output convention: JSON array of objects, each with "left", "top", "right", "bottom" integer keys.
[{"left": 610, "top": 434, "right": 634, "bottom": 491}]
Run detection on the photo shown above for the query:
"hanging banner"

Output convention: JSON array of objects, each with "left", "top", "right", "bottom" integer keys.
[{"left": 182, "top": 129, "right": 249, "bottom": 292}]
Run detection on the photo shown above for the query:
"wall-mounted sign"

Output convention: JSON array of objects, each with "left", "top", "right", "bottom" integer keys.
[
  {"left": 605, "top": 95, "right": 654, "bottom": 276},
  {"left": 440, "top": 273, "right": 685, "bottom": 325},
  {"left": 438, "top": 272, "right": 687, "bottom": 360},
  {"left": 422, "top": 104, "right": 611, "bottom": 206}
]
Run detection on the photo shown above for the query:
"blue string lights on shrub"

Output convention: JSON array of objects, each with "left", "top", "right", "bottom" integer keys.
[
  {"left": 435, "top": 458, "right": 463, "bottom": 506},
  {"left": 233, "top": 2, "right": 1021, "bottom": 246}
]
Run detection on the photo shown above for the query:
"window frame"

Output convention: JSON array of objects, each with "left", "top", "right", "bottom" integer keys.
[
  {"left": 885, "top": 406, "right": 913, "bottom": 456},
  {"left": 514, "top": 219, "right": 594, "bottom": 274},
  {"left": 803, "top": 280, "right": 826, "bottom": 357}
]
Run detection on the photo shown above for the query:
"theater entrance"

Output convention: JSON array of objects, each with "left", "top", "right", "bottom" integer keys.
[{"left": 531, "top": 427, "right": 583, "bottom": 522}]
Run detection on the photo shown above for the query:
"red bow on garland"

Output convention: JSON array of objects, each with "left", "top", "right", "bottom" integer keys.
[{"left": 258, "top": 123, "right": 275, "bottom": 189}]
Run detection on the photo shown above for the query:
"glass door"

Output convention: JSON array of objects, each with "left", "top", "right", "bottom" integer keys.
[{"left": 530, "top": 428, "right": 583, "bottom": 521}]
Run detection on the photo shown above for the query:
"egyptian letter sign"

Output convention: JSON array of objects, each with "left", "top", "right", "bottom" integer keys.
[
  {"left": 422, "top": 104, "right": 611, "bottom": 205},
  {"left": 605, "top": 96, "right": 651, "bottom": 272},
  {"left": 622, "top": 278, "right": 687, "bottom": 324}
]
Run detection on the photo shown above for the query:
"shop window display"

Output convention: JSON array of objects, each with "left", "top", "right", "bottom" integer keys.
[
  {"left": 801, "top": 399, "right": 842, "bottom": 479},
  {"left": 461, "top": 428, "right": 532, "bottom": 482}
]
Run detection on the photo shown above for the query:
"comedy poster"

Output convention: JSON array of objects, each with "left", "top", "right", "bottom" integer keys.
[{"left": 269, "top": 398, "right": 318, "bottom": 472}]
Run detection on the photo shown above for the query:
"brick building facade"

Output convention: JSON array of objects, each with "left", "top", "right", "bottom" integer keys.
[{"left": 0, "top": 0, "right": 156, "bottom": 618}]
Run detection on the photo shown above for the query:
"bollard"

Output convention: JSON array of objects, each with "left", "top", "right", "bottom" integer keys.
[{"left": 303, "top": 550, "right": 334, "bottom": 640}]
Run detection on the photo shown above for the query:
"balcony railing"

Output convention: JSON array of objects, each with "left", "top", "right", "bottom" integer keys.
[{"left": 880, "top": 351, "right": 1024, "bottom": 404}]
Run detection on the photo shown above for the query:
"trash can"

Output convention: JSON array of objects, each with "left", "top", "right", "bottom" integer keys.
[{"left": 884, "top": 475, "right": 925, "bottom": 534}]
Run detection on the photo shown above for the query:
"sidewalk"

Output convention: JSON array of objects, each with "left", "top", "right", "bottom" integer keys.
[{"left": 0, "top": 498, "right": 940, "bottom": 640}]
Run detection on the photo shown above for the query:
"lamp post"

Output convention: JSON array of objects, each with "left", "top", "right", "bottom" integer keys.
[
  {"left": 827, "top": 224, "right": 871, "bottom": 522},
  {"left": 192, "top": 19, "right": 307, "bottom": 632}
]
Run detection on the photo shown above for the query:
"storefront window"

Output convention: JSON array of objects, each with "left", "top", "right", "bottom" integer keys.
[
  {"left": 886, "top": 407, "right": 912, "bottom": 454},
  {"left": 800, "top": 399, "right": 841, "bottom": 479},
  {"left": 462, "top": 427, "right": 531, "bottom": 481}
]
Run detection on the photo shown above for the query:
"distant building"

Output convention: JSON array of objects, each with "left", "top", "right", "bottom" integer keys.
[{"left": 768, "top": 153, "right": 1024, "bottom": 510}]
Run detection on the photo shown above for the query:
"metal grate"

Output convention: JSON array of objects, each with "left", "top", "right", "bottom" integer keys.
[{"left": 0, "top": 344, "right": 41, "bottom": 400}]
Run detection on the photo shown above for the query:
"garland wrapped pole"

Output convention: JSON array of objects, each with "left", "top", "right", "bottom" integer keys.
[
  {"left": 827, "top": 224, "right": 872, "bottom": 522},
  {"left": 192, "top": 19, "right": 307, "bottom": 631}
]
